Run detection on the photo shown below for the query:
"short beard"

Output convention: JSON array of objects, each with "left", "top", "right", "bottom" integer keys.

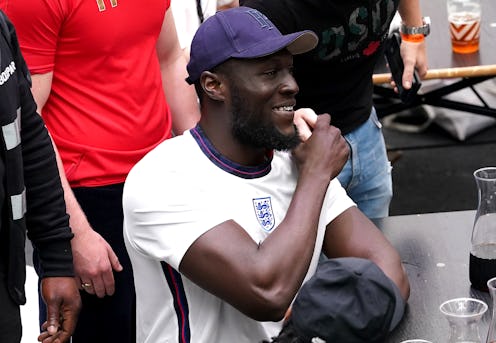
[{"left": 230, "top": 89, "right": 300, "bottom": 151}]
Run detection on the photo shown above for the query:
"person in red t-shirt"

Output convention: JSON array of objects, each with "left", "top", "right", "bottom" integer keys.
[{"left": 0, "top": 0, "right": 200, "bottom": 342}]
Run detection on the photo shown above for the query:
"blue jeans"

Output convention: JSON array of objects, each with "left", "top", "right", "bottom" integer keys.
[{"left": 337, "top": 108, "right": 392, "bottom": 219}]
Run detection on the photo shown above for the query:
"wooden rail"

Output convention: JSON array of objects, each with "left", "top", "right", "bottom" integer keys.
[{"left": 373, "top": 64, "right": 496, "bottom": 84}]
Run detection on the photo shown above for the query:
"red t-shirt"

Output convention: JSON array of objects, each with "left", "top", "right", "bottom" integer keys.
[{"left": 1, "top": 0, "right": 173, "bottom": 187}]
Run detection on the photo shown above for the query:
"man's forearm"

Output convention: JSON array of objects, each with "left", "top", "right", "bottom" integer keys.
[{"left": 398, "top": 0, "right": 424, "bottom": 27}]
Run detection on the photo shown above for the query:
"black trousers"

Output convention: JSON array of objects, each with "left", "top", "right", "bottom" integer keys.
[
  {"left": 35, "top": 183, "right": 136, "bottom": 343},
  {"left": 0, "top": 260, "right": 22, "bottom": 343}
]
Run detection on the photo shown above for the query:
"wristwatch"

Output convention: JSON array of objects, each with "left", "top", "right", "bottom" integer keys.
[{"left": 400, "top": 16, "right": 431, "bottom": 37}]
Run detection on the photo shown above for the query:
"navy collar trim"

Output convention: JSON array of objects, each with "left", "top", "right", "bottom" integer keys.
[{"left": 191, "top": 125, "right": 272, "bottom": 179}]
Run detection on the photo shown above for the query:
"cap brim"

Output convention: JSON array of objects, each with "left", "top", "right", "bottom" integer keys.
[
  {"left": 231, "top": 30, "right": 318, "bottom": 60},
  {"left": 286, "top": 30, "right": 319, "bottom": 55}
]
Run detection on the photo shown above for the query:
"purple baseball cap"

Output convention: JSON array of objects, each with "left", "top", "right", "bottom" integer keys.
[{"left": 185, "top": 6, "right": 318, "bottom": 84}]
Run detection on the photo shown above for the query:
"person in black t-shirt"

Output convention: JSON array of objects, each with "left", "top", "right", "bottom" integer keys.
[{"left": 241, "top": 0, "right": 428, "bottom": 219}]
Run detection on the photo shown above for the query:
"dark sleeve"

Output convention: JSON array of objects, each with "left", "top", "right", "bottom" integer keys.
[{"left": 14, "top": 28, "right": 74, "bottom": 278}]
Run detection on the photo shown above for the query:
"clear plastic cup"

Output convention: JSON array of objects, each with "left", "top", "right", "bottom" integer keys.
[{"left": 447, "top": 0, "right": 481, "bottom": 53}]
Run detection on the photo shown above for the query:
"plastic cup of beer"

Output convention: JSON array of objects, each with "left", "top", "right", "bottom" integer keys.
[{"left": 447, "top": 0, "right": 481, "bottom": 54}]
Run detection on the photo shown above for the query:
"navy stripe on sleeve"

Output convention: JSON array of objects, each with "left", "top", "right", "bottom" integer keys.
[{"left": 161, "top": 262, "right": 191, "bottom": 343}]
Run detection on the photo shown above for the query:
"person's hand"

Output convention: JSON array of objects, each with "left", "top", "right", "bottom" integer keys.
[
  {"left": 294, "top": 108, "right": 318, "bottom": 142},
  {"left": 72, "top": 227, "right": 123, "bottom": 298},
  {"left": 292, "top": 113, "right": 349, "bottom": 181},
  {"left": 395, "top": 39, "right": 428, "bottom": 91},
  {"left": 38, "top": 277, "right": 81, "bottom": 343}
]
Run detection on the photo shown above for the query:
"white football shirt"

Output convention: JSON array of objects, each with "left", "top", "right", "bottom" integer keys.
[{"left": 123, "top": 126, "right": 355, "bottom": 343}]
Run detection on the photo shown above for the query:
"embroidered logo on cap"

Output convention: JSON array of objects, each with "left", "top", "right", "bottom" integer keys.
[{"left": 246, "top": 9, "right": 274, "bottom": 30}]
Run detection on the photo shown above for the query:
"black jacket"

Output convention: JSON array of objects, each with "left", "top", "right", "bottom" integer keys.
[{"left": 0, "top": 10, "right": 74, "bottom": 305}]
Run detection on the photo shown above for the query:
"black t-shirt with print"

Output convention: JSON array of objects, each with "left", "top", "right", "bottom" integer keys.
[{"left": 241, "top": 0, "right": 399, "bottom": 134}]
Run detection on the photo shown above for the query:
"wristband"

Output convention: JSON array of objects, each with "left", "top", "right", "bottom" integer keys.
[
  {"left": 400, "top": 32, "right": 425, "bottom": 43},
  {"left": 400, "top": 17, "right": 431, "bottom": 37}
]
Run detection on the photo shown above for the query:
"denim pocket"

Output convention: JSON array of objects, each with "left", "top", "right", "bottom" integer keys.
[{"left": 370, "top": 108, "right": 383, "bottom": 129}]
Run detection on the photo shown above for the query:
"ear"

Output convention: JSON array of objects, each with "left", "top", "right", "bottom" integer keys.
[{"left": 201, "top": 71, "right": 226, "bottom": 102}]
